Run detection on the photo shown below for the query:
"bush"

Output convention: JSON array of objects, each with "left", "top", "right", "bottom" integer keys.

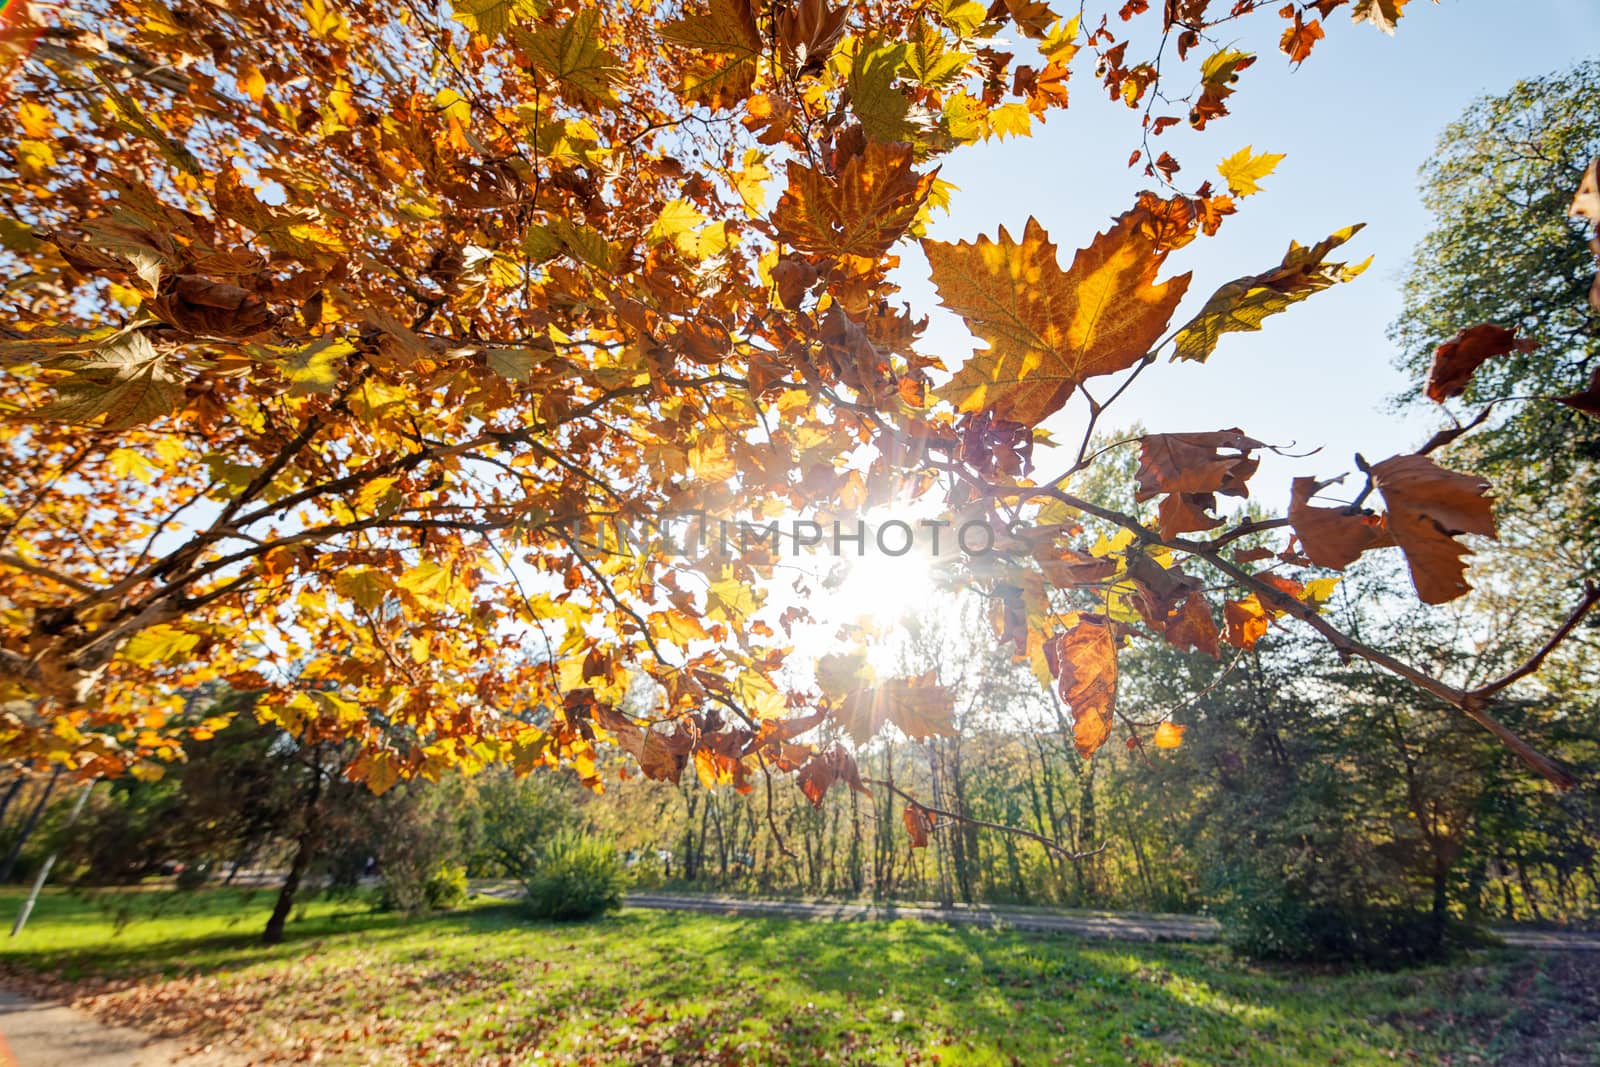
[
  {"left": 1220, "top": 883, "right": 1487, "bottom": 967},
  {"left": 375, "top": 861, "right": 468, "bottom": 913},
  {"left": 521, "top": 831, "right": 625, "bottom": 921}
]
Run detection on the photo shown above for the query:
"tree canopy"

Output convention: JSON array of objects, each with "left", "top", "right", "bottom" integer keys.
[
  {"left": 0, "top": 0, "right": 1595, "bottom": 843},
  {"left": 1391, "top": 58, "right": 1600, "bottom": 567}
]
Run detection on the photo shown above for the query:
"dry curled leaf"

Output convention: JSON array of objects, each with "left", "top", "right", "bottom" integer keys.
[
  {"left": 1424, "top": 323, "right": 1534, "bottom": 403},
  {"left": 1369, "top": 454, "right": 1497, "bottom": 605}
]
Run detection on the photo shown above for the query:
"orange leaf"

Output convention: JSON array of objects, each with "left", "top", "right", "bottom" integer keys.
[
  {"left": 1153, "top": 721, "right": 1185, "bottom": 749},
  {"left": 1223, "top": 595, "right": 1269, "bottom": 649},
  {"left": 903, "top": 803, "right": 935, "bottom": 848},
  {"left": 1370, "top": 454, "right": 1497, "bottom": 605},
  {"left": 927, "top": 209, "right": 1191, "bottom": 427}
]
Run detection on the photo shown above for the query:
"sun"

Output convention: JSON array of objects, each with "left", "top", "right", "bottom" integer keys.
[{"left": 820, "top": 530, "right": 947, "bottom": 628}]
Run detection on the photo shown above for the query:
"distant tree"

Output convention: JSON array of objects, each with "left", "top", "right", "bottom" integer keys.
[{"left": 1391, "top": 60, "right": 1600, "bottom": 565}]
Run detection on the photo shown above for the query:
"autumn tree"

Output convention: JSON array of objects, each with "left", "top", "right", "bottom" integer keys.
[{"left": 0, "top": 0, "right": 1594, "bottom": 876}]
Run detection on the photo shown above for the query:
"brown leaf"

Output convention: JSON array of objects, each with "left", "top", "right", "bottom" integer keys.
[
  {"left": 1164, "top": 593, "right": 1220, "bottom": 659},
  {"left": 797, "top": 745, "right": 868, "bottom": 808},
  {"left": 1136, "top": 429, "right": 1263, "bottom": 498},
  {"left": 772, "top": 142, "right": 936, "bottom": 262},
  {"left": 1136, "top": 430, "right": 1262, "bottom": 539},
  {"left": 1370, "top": 454, "right": 1497, "bottom": 605},
  {"left": 902, "top": 803, "right": 935, "bottom": 848},
  {"left": 1036, "top": 545, "right": 1118, "bottom": 589},
  {"left": 776, "top": 0, "right": 847, "bottom": 74},
  {"left": 771, "top": 256, "right": 819, "bottom": 309},
  {"left": 833, "top": 672, "right": 956, "bottom": 746},
  {"left": 1424, "top": 324, "right": 1534, "bottom": 403},
  {"left": 149, "top": 276, "right": 278, "bottom": 338},
  {"left": 1287, "top": 476, "right": 1392, "bottom": 569},
  {"left": 1044, "top": 615, "right": 1118, "bottom": 758},
  {"left": 1557, "top": 366, "right": 1600, "bottom": 418}
]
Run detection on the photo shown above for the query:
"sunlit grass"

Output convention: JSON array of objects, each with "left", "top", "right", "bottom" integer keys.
[{"left": 0, "top": 888, "right": 1593, "bottom": 1066}]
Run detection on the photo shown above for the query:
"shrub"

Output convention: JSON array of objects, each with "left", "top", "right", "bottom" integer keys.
[
  {"left": 375, "top": 860, "right": 468, "bottom": 913},
  {"left": 521, "top": 831, "right": 625, "bottom": 921},
  {"left": 1219, "top": 881, "right": 1487, "bottom": 967}
]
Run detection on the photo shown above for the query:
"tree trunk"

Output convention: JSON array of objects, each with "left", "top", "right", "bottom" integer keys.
[
  {"left": 0, "top": 774, "right": 26, "bottom": 830},
  {"left": 263, "top": 761, "right": 324, "bottom": 945},
  {"left": 0, "top": 766, "right": 62, "bottom": 883}
]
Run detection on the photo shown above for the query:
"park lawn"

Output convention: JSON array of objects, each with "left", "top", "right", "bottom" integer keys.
[{"left": 0, "top": 889, "right": 1594, "bottom": 1066}]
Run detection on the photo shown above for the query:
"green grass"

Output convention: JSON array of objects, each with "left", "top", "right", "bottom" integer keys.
[{"left": 0, "top": 888, "right": 1594, "bottom": 1066}]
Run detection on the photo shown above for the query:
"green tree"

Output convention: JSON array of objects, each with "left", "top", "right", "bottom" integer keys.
[{"left": 1391, "top": 60, "right": 1600, "bottom": 564}]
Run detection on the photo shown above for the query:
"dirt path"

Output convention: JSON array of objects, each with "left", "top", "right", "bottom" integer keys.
[
  {"left": 622, "top": 892, "right": 1600, "bottom": 950},
  {"left": 0, "top": 990, "right": 242, "bottom": 1067}
]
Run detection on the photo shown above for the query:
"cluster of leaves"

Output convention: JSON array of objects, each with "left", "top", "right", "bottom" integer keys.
[{"left": 0, "top": 0, "right": 1588, "bottom": 863}]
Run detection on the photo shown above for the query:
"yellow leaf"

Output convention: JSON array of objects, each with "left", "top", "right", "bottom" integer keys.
[
  {"left": 988, "top": 103, "right": 1032, "bottom": 141},
  {"left": 302, "top": 0, "right": 351, "bottom": 41},
  {"left": 1300, "top": 575, "right": 1341, "bottom": 611},
  {"left": 435, "top": 88, "right": 471, "bottom": 126},
  {"left": 123, "top": 624, "right": 201, "bottom": 666},
  {"left": 18, "top": 101, "right": 53, "bottom": 139},
  {"left": 649, "top": 198, "right": 707, "bottom": 254},
  {"left": 1217, "top": 145, "right": 1286, "bottom": 198},
  {"left": 107, "top": 447, "right": 158, "bottom": 484},
  {"left": 239, "top": 66, "right": 266, "bottom": 103},
  {"left": 515, "top": 8, "right": 622, "bottom": 105},
  {"left": 1171, "top": 225, "right": 1368, "bottom": 363},
  {"left": 1153, "top": 721, "right": 1185, "bottom": 748}
]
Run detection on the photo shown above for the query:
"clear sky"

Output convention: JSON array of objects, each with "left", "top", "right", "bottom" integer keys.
[{"left": 898, "top": 0, "right": 1600, "bottom": 509}]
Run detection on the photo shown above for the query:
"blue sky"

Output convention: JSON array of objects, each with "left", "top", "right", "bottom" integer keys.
[{"left": 899, "top": 0, "right": 1600, "bottom": 509}]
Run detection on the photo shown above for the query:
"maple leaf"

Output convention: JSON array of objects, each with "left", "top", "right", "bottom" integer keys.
[
  {"left": 1370, "top": 454, "right": 1496, "bottom": 605},
  {"left": 927, "top": 211, "right": 1191, "bottom": 427},
  {"left": 515, "top": 9, "right": 623, "bottom": 106},
  {"left": 776, "top": 0, "right": 848, "bottom": 74},
  {"left": 1217, "top": 145, "right": 1285, "bottom": 198},
  {"left": 771, "top": 142, "right": 936, "bottom": 261},
  {"left": 1163, "top": 594, "right": 1220, "bottom": 658},
  {"left": 31, "top": 332, "right": 183, "bottom": 429},
  {"left": 662, "top": 0, "right": 762, "bottom": 107},
  {"left": 1350, "top": 0, "right": 1408, "bottom": 34},
  {"left": 849, "top": 38, "right": 915, "bottom": 142},
  {"left": 1424, "top": 324, "right": 1535, "bottom": 403},
  {"left": 1280, "top": 13, "right": 1325, "bottom": 66},
  {"left": 833, "top": 672, "right": 957, "bottom": 746},
  {"left": 1223, "top": 595, "right": 1269, "bottom": 649},
  {"left": 1171, "top": 225, "right": 1370, "bottom": 363},
  {"left": 1153, "top": 721, "right": 1185, "bottom": 749},
  {"left": 1135, "top": 430, "right": 1262, "bottom": 538},
  {"left": 450, "top": 0, "right": 541, "bottom": 40},
  {"left": 1287, "top": 476, "right": 1392, "bottom": 569},
  {"left": 797, "top": 745, "right": 869, "bottom": 808},
  {"left": 1043, "top": 615, "right": 1118, "bottom": 758}
]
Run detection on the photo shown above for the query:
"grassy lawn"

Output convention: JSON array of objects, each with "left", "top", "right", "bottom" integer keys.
[{"left": 0, "top": 888, "right": 1594, "bottom": 1066}]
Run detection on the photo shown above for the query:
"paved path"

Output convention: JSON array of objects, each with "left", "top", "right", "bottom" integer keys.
[
  {"left": 622, "top": 892, "right": 1600, "bottom": 950},
  {"left": 0, "top": 990, "right": 241, "bottom": 1067}
]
